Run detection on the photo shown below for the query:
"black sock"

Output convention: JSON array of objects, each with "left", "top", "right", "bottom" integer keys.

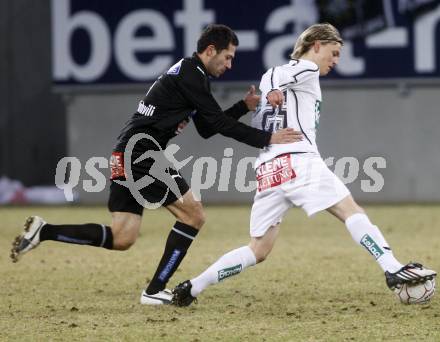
[
  {"left": 40, "top": 223, "right": 113, "bottom": 249},
  {"left": 146, "top": 222, "right": 199, "bottom": 294}
]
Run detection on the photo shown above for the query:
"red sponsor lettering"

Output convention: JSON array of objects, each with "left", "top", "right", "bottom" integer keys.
[
  {"left": 256, "top": 154, "right": 296, "bottom": 191},
  {"left": 110, "top": 152, "right": 125, "bottom": 179}
]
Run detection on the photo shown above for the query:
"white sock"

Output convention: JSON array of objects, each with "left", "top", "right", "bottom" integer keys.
[
  {"left": 190, "top": 246, "right": 256, "bottom": 297},
  {"left": 345, "top": 213, "right": 403, "bottom": 273}
]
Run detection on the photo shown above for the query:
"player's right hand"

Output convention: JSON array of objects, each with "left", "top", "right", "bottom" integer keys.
[
  {"left": 266, "top": 89, "right": 284, "bottom": 108},
  {"left": 269, "top": 128, "right": 303, "bottom": 144}
]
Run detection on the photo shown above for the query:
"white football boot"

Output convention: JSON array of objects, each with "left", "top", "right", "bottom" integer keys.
[
  {"left": 140, "top": 288, "right": 173, "bottom": 305},
  {"left": 385, "top": 262, "right": 437, "bottom": 290},
  {"left": 10, "top": 216, "right": 46, "bottom": 263}
]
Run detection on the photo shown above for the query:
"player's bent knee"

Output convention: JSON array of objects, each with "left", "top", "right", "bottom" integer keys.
[
  {"left": 254, "top": 250, "right": 269, "bottom": 264},
  {"left": 190, "top": 200, "right": 206, "bottom": 226},
  {"left": 111, "top": 227, "right": 138, "bottom": 250},
  {"left": 179, "top": 204, "right": 206, "bottom": 229},
  {"left": 192, "top": 208, "right": 206, "bottom": 228},
  {"left": 250, "top": 244, "right": 270, "bottom": 264},
  {"left": 110, "top": 220, "right": 140, "bottom": 250},
  {"left": 112, "top": 235, "right": 137, "bottom": 250},
  {"left": 182, "top": 213, "right": 205, "bottom": 229}
]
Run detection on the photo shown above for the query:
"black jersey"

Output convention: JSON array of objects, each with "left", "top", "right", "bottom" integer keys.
[{"left": 114, "top": 53, "right": 271, "bottom": 152}]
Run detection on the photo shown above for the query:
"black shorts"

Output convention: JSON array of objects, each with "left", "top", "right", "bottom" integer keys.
[{"left": 107, "top": 151, "right": 190, "bottom": 215}]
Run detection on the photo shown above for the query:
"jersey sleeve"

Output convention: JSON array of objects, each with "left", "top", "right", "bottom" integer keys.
[
  {"left": 193, "top": 100, "right": 249, "bottom": 139},
  {"left": 177, "top": 63, "right": 271, "bottom": 148},
  {"left": 223, "top": 100, "right": 249, "bottom": 120}
]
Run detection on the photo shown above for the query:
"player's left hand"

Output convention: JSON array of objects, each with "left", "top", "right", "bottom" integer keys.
[
  {"left": 243, "top": 85, "right": 260, "bottom": 111},
  {"left": 266, "top": 89, "right": 284, "bottom": 108}
]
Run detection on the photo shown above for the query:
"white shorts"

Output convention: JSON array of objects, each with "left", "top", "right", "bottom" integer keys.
[{"left": 250, "top": 153, "right": 350, "bottom": 237}]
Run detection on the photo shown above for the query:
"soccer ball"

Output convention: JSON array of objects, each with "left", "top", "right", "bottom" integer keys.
[{"left": 394, "top": 278, "right": 436, "bottom": 304}]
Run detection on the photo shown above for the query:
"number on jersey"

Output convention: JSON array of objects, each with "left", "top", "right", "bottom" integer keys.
[{"left": 262, "top": 90, "right": 288, "bottom": 132}]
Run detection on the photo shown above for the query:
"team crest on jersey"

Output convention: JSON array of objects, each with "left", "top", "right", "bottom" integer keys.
[{"left": 167, "top": 59, "right": 183, "bottom": 75}]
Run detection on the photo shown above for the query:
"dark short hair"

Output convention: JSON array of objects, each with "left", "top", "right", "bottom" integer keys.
[{"left": 197, "top": 24, "right": 239, "bottom": 53}]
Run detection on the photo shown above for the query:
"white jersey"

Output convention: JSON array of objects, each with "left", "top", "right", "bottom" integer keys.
[{"left": 252, "top": 59, "right": 322, "bottom": 167}]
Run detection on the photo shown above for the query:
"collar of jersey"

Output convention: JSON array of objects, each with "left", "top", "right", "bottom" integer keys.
[
  {"left": 192, "top": 53, "right": 210, "bottom": 77},
  {"left": 289, "top": 58, "right": 318, "bottom": 69}
]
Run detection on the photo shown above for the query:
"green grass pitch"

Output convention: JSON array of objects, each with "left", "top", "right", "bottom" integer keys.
[{"left": 1, "top": 205, "right": 439, "bottom": 341}]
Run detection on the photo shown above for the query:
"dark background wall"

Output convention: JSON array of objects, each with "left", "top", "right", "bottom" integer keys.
[{"left": 0, "top": 0, "right": 66, "bottom": 186}]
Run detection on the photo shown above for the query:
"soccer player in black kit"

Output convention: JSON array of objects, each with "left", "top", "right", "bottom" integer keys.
[{"left": 11, "top": 24, "right": 302, "bottom": 304}]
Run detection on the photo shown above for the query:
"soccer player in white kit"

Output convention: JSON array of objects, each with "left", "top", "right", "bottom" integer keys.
[{"left": 172, "top": 23, "right": 437, "bottom": 306}]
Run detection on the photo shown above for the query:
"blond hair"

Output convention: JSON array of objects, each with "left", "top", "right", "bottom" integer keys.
[{"left": 291, "top": 23, "right": 343, "bottom": 59}]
